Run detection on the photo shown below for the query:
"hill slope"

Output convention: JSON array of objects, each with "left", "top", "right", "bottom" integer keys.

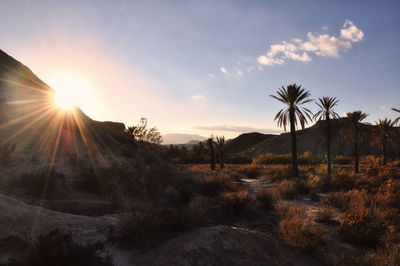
[{"left": 243, "top": 118, "right": 400, "bottom": 158}]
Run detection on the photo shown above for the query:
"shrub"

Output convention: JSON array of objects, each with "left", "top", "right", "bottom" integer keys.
[
  {"left": 5, "top": 229, "right": 114, "bottom": 266},
  {"left": 220, "top": 190, "right": 251, "bottom": 215},
  {"left": 315, "top": 207, "right": 338, "bottom": 225},
  {"left": 338, "top": 190, "right": 386, "bottom": 247},
  {"left": 200, "top": 171, "right": 234, "bottom": 196},
  {"left": 266, "top": 165, "right": 292, "bottom": 182},
  {"left": 257, "top": 188, "right": 278, "bottom": 210},
  {"left": 321, "top": 191, "right": 352, "bottom": 211},
  {"left": 238, "top": 164, "right": 262, "bottom": 178},
  {"left": 253, "top": 152, "right": 322, "bottom": 165},
  {"left": 277, "top": 202, "right": 327, "bottom": 251},
  {"left": 368, "top": 229, "right": 400, "bottom": 266},
  {"left": 277, "top": 179, "right": 299, "bottom": 200}
]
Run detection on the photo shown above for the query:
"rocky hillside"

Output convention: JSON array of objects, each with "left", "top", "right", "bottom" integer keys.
[
  {"left": 224, "top": 132, "right": 275, "bottom": 155},
  {"left": 242, "top": 119, "right": 400, "bottom": 158}
]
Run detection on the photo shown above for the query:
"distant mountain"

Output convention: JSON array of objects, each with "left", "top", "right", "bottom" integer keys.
[
  {"left": 162, "top": 134, "right": 207, "bottom": 145},
  {"left": 224, "top": 132, "right": 275, "bottom": 155},
  {"left": 241, "top": 118, "right": 400, "bottom": 158}
]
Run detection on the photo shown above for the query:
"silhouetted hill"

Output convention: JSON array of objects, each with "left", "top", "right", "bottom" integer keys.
[
  {"left": 224, "top": 132, "right": 275, "bottom": 154},
  {"left": 242, "top": 118, "right": 400, "bottom": 158},
  {"left": 0, "top": 49, "right": 131, "bottom": 165}
]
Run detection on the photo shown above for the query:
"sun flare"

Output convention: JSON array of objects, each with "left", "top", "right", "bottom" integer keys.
[{"left": 49, "top": 73, "right": 95, "bottom": 111}]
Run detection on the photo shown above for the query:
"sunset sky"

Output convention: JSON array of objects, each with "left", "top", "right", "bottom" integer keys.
[{"left": 1, "top": 0, "right": 400, "bottom": 139}]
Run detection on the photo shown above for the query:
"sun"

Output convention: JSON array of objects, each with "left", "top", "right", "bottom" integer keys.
[{"left": 49, "top": 72, "right": 95, "bottom": 111}]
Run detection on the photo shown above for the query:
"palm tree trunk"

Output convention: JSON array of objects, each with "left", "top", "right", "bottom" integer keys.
[
  {"left": 326, "top": 114, "right": 332, "bottom": 177},
  {"left": 289, "top": 107, "right": 298, "bottom": 177},
  {"left": 208, "top": 140, "right": 216, "bottom": 170},
  {"left": 354, "top": 125, "right": 359, "bottom": 173},
  {"left": 220, "top": 150, "right": 224, "bottom": 168},
  {"left": 383, "top": 135, "right": 387, "bottom": 165}
]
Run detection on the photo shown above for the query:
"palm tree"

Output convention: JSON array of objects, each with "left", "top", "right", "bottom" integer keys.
[
  {"left": 392, "top": 108, "right": 400, "bottom": 124},
  {"left": 270, "top": 84, "right": 313, "bottom": 177},
  {"left": 344, "top": 111, "right": 368, "bottom": 173},
  {"left": 207, "top": 136, "right": 216, "bottom": 170},
  {"left": 215, "top": 136, "right": 226, "bottom": 169},
  {"left": 373, "top": 118, "right": 396, "bottom": 165},
  {"left": 313, "top": 97, "right": 340, "bottom": 178}
]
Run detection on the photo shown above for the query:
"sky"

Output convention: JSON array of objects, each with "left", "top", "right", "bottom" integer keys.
[{"left": 1, "top": 0, "right": 400, "bottom": 139}]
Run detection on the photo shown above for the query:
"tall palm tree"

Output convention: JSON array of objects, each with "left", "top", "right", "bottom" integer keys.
[
  {"left": 313, "top": 97, "right": 340, "bottom": 177},
  {"left": 207, "top": 136, "right": 216, "bottom": 171},
  {"left": 392, "top": 108, "right": 400, "bottom": 124},
  {"left": 344, "top": 111, "right": 368, "bottom": 173},
  {"left": 215, "top": 136, "right": 226, "bottom": 169},
  {"left": 373, "top": 118, "right": 396, "bottom": 165},
  {"left": 270, "top": 84, "right": 313, "bottom": 177}
]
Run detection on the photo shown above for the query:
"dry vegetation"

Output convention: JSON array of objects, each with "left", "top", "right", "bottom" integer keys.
[{"left": 180, "top": 156, "right": 400, "bottom": 265}]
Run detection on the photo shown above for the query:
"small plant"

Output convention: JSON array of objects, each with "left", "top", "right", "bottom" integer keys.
[
  {"left": 257, "top": 188, "right": 278, "bottom": 210},
  {"left": 277, "top": 202, "right": 327, "bottom": 251},
  {"left": 220, "top": 190, "right": 251, "bottom": 215},
  {"left": 277, "top": 179, "right": 299, "bottom": 200}
]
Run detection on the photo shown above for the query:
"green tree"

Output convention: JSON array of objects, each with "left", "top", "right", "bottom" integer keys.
[
  {"left": 215, "top": 136, "right": 226, "bottom": 169},
  {"left": 270, "top": 84, "right": 313, "bottom": 177},
  {"left": 207, "top": 136, "right": 216, "bottom": 171},
  {"left": 344, "top": 111, "right": 368, "bottom": 173},
  {"left": 313, "top": 97, "right": 340, "bottom": 178},
  {"left": 373, "top": 118, "right": 396, "bottom": 165}
]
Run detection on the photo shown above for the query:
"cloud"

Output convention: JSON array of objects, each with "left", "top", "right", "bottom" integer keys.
[
  {"left": 340, "top": 20, "right": 364, "bottom": 42},
  {"left": 380, "top": 106, "right": 386, "bottom": 110},
  {"left": 220, "top": 67, "right": 227, "bottom": 73},
  {"left": 195, "top": 124, "right": 282, "bottom": 134},
  {"left": 207, "top": 73, "right": 215, "bottom": 78},
  {"left": 191, "top": 94, "right": 207, "bottom": 100},
  {"left": 237, "top": 70, "right": 243, "bottom": 76},
  {"left": 257, "top": 20, "right": 364, "bottom": 66}
]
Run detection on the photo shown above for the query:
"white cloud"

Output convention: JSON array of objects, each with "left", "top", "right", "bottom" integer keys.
[
  {"left": 322, "top": 26, "right": 329, "bottom": 31},
  {"left": 247, "top": 66, "right": 254, "bottom": 72},
  {"left": 258, "top": 20, "right": 364, "bottom": 66},
  {"left": 237, "top": 70, "right": 243, "bottom": 76},
  {"left": 207, "top": 73, "right": 215, "bottom": 78},
  {"left": 220, "top": 67, "right": 227, "bottom": 73},
  {"left": 191, "top": 94, "right": 207, "bottom": 100},
  {"left": 340, "top": 20, "right": 364, "bottom": 42},
  {"left": 380, "top": 106, "right": 386, "bottom": 110}
]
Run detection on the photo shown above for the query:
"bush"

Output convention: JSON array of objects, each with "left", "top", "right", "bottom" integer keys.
[
  {"left": 321, "top": 191, "right": 352, "bottom": 211},
  {"left": 277, "top": 202, "right": 327, "bottom": 251},
  {"left": 368, "top": 229, "right": 400, "bottom": 266},
  {"left": 277, "top": 179, "right": 299, "bottom": 200},
  {"left": 4, "top": 229, "right": 114, "bottom": 266},
  {"left": 338, "top": 190, "right": 386, "bottom": 247},
  {"left": 200, "top": 171, "right": 235, "bottom": 196},
  {"left": 238, "top": 164, "right": 262, "bottom": 178},
  {"left": 253, "top": 152, "right": 322, "bottom": 165},
  {"left": 257, "top": 188, "right": 278, "bottom": 210},
  {"left": 220, "top": 190, "right": 251, "bottom": 215}
]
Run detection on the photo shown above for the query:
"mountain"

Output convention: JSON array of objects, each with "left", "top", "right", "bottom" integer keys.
[
  {"left": 242, "top": 118, "right": 400, "bottom": 158},
  {"left": 162, "top": 133, "right": 207, "bottom": 145},
  {"left": 224, "top": 132, "right": 275, "bottom": 155}
]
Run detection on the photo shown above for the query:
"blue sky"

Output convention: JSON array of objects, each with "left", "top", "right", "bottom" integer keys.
[{"left": 1, "top": 0, "right": 400, "bottom": 138}]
